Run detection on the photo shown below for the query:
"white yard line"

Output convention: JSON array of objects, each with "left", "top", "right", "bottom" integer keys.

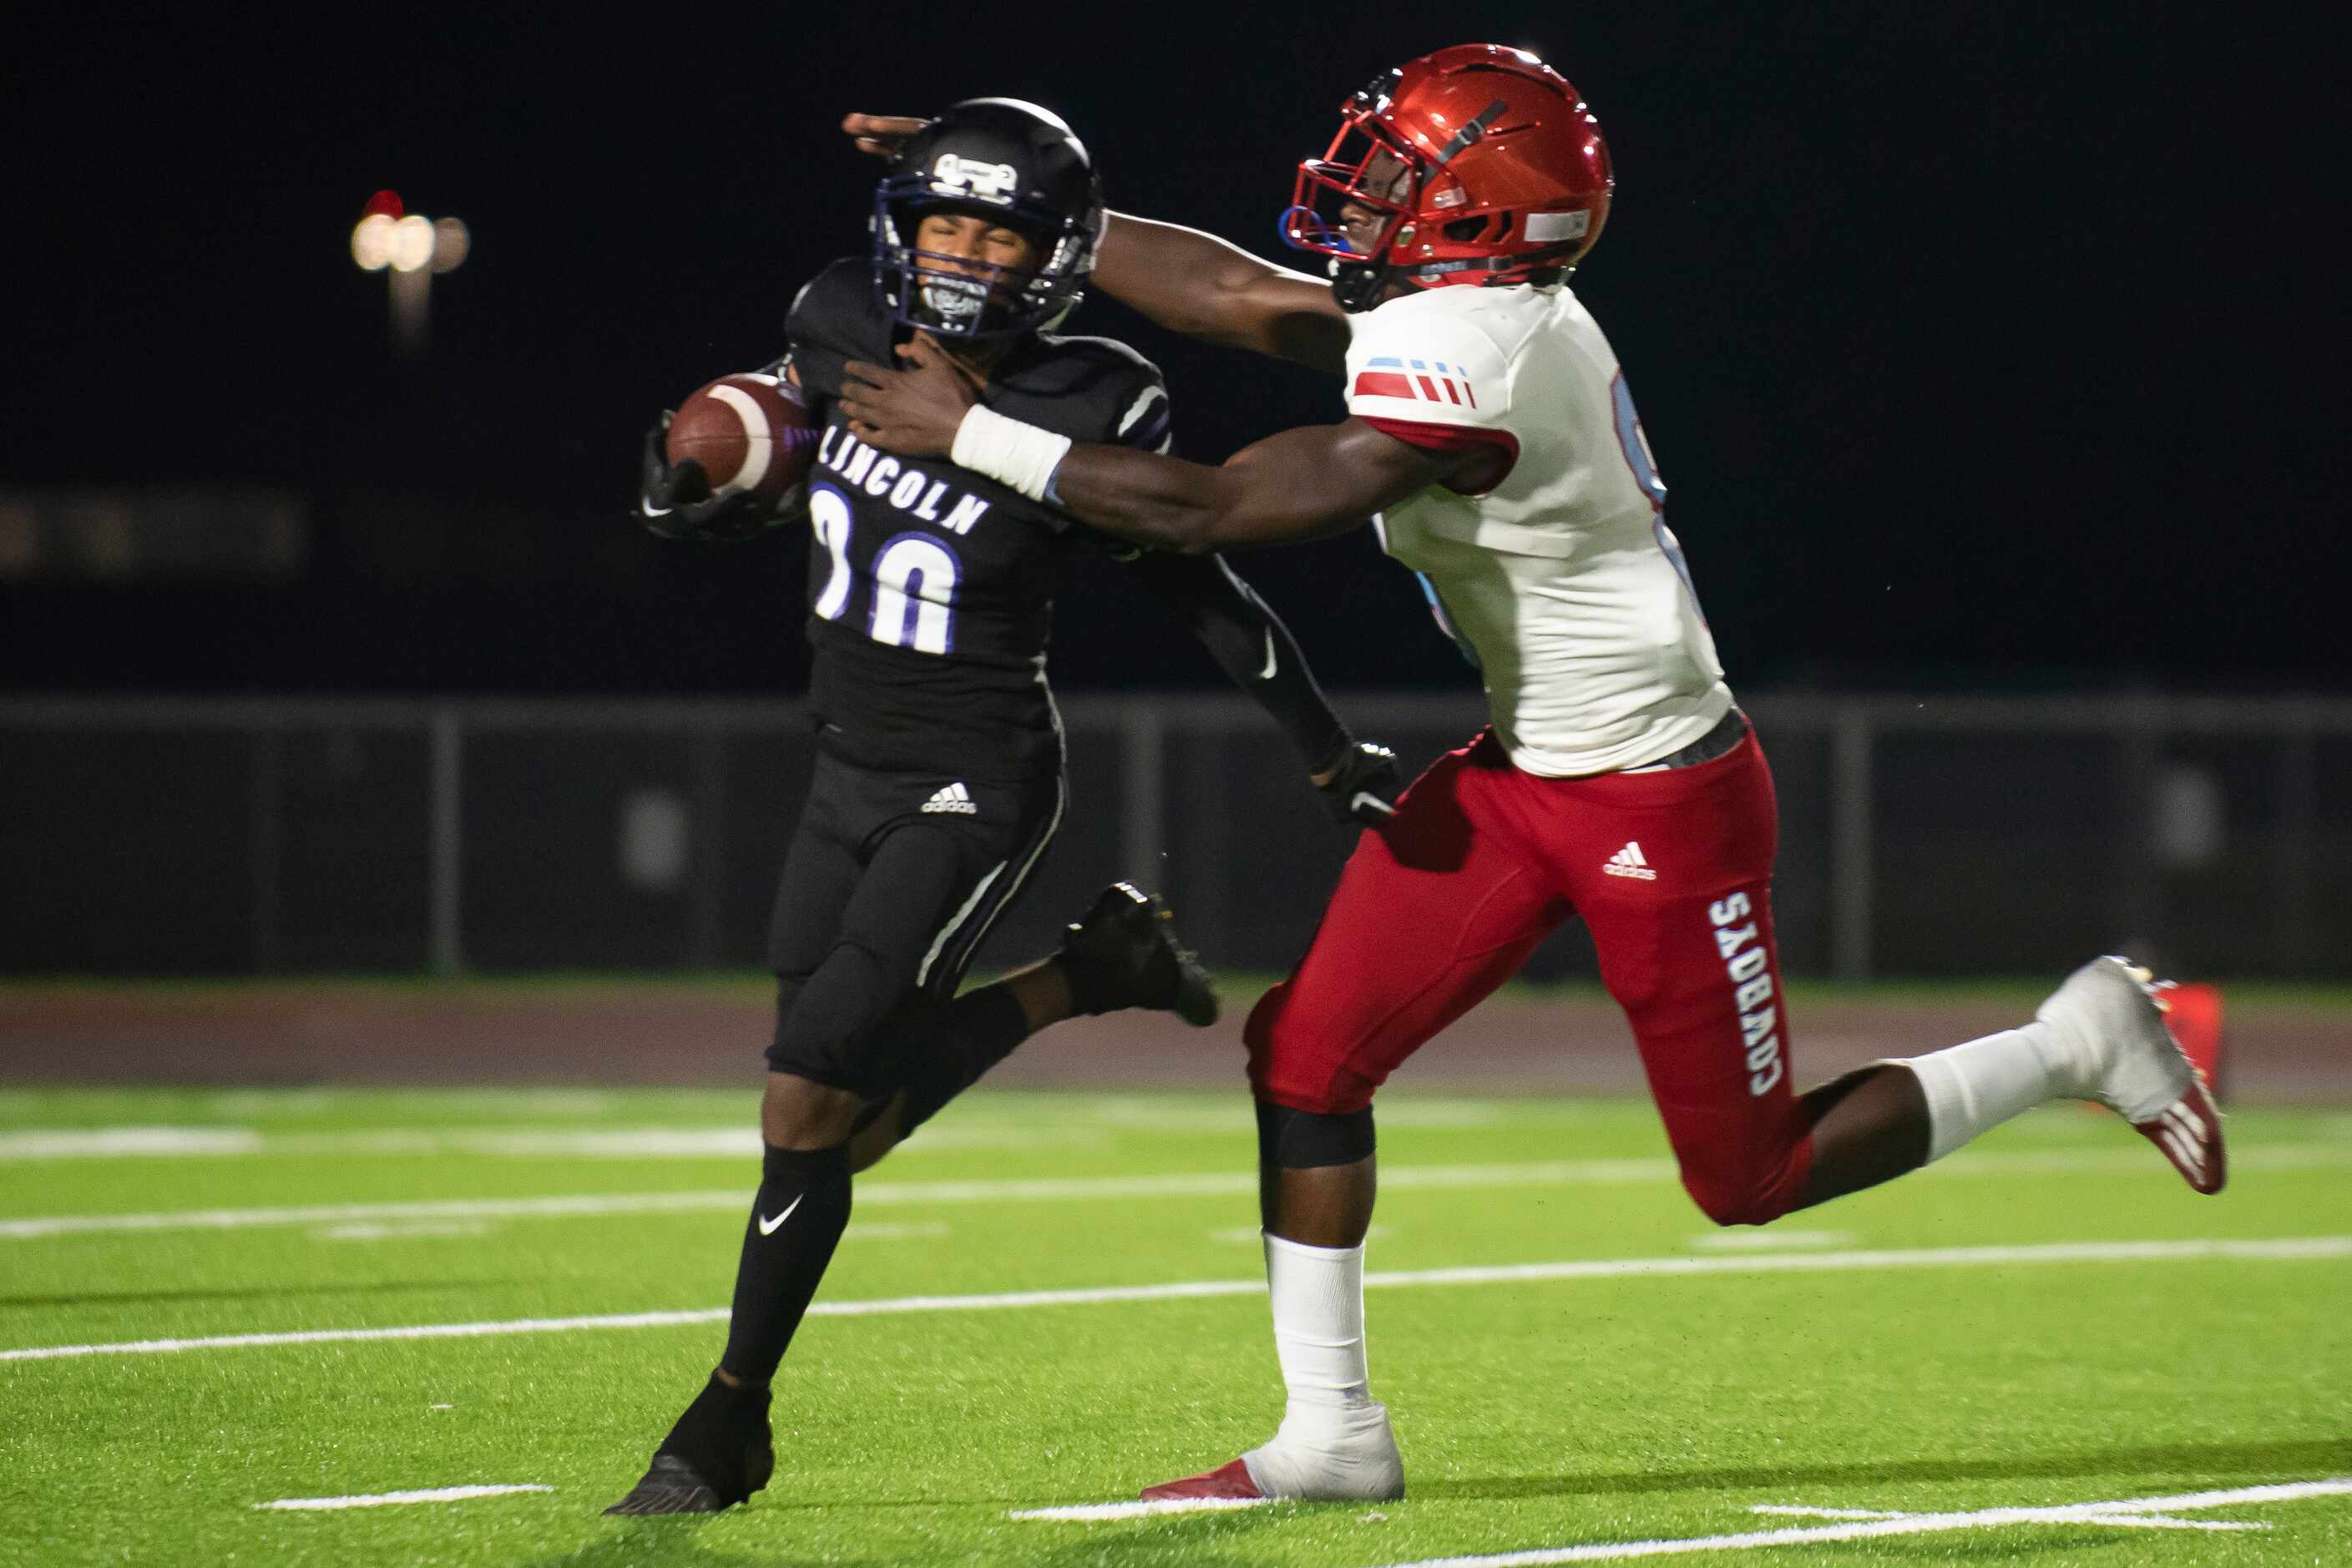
[
  {"left": 2070, "top": 1515, "right": 2267, "bottom": 1530},
  {"left": 302, "top": 1217, "right": 946, "bottom": 1245},
  {"left": 456, "top": 1125, "right": 1099, "bottom": 1157},
  {"left": 1744, "top": 1504, "right": 2256, "bottom": 1531},
  {"left": 0, "top": 1190, "right": 752, "bottom": 1240},
  {"left": 1347, "top": 1479, "right": 2352, "bottom": 1565},
  {"left": 4, "top": 1235, "right": 2344, "bottom": 1363},
  {"left": 0, "top": 1125, "right": 1093, "bottom": 1161},
  {"left": 0, "top": 1128, "right": 265, "bottom": 1158},
  {"left": 0, "top": 1165, "right": 1558, "bottom": 1239},
  {"left": 255, "top": 1484, "right": 551, "bottom": 1511},
  {"left": 8, "top": 1118, "right": 2347, "bottom": 1170},
  {"left": 4, "top": 1308, "right": 736, "bottom": 1363},
  {"left": 8, "top": 1143, "right": 2348, "bottom": 1241}
]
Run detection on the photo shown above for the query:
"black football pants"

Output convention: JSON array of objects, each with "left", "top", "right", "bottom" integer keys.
[{"left": 763, "top": 751, "right": 1063, "bottom": 1098}]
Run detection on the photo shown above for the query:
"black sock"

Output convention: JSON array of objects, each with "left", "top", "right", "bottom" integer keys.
[
  {"left": 717, "top": 1143, "right": 853, "bottom": 1385},
  {"left": 894, "top": 986, "right": 1034, "bottom": 1136}
]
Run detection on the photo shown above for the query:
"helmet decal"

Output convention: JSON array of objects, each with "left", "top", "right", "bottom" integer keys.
[
  {"left": 1522, "top": 210, "right": 1591, "bottom": 242},
  {"left": 928, "top": 154, "right": 1020, "bottom": 200}
]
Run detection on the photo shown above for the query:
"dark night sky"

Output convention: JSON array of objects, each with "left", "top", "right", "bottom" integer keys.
[{"left": 0, "top": 3, "right": 2323, "bottom": 698}]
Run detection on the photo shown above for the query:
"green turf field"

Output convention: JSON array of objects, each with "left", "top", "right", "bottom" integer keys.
[{"left": 3, "top": 1086, "right": 2347, "bottom": 1565}]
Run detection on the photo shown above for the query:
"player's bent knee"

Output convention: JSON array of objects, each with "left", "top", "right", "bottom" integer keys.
[
  {"left": 1242, "top": 983, "right": 1287, "bottom": 1061},
  {"left": 1242, "top": 988, "right": 1287, "bottom": 1099},
  {"left": 1244, "top": 984, "right": 1374, "bottom": 1113},
  {"left": 843, "top": 1091, "right": 904, "bottom": 1174},
  {"left": 761, "top": 1073, "right": 864, "bottom": 1151},
  {"left": 771, "top": 973, "right": 807, "bottom": 1027}
]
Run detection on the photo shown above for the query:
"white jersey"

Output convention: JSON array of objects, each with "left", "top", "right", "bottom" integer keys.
[{"left": 1346, "top": 282, "right": 1733, "bottom": 776}]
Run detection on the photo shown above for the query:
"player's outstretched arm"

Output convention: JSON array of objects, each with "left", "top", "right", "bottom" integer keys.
[
  {"left": 840, "top": 113, "right": 1347, "bottom": 372},
  {"left": 839, "top": 336, "right": 1488, "bottom": 553},
  {"left": 1091, "top": 215, "right": 1350, "bottom": 373},
  {"left": 1050, "top": 420, "right": 1459, "bottom": 553}
]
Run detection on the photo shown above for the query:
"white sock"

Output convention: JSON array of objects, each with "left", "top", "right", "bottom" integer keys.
[
  {"left": 1262, "top": 1232, "right": 1370, "bottom": 1442},
  {"left": 1243, "top": 1232, "right": 1403, "bottom": 1499},
  {"left": 1896, "top": 1022, "right": 2076, "bottom": 1163}
]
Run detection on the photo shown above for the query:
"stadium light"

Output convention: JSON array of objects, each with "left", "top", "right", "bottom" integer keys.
[{"left": 351, "top": 190, "right": 468, "bottom": 356}]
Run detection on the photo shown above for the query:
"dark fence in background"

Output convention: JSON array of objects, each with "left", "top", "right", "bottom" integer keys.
[{"left": 3, "top": 694, "right": 2344, "bottom": 980}]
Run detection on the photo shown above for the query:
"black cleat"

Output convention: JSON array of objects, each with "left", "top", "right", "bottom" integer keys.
[
  {"left": 604, "top": 1376, "right": 774, "bottom": 1515},
  {"left": 604, "top": 1454, "right": 728, "bottom": 1515},
  {"left": 1060, "top": 883, "right": 1218, "bottom": 1027}
]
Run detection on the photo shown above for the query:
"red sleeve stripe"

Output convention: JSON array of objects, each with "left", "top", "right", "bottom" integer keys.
[
  {"left": 1356, "top": 357, "right": 1479, "bottom": 407},
  {"left": 1353, "top": 370, "right": 1418, "bottom": 400},
  {"left": 1358, "top": 416, "right": 1520, "bottom": 496}
]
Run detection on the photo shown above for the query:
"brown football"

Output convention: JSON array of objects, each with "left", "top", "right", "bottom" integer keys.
[{"left": 665, "top": 372, "right": 817, "bottom": 506}]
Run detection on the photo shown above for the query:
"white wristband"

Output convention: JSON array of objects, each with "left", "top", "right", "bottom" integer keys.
[{"left": 951, "top": 404, "right": 1073, "bottom": 503}]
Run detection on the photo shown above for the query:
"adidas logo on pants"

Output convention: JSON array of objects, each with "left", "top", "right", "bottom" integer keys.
[
  {"left": 923, "top": 782, "right": 978, "bottom": 815},
  {"left": 1603, "top": 841, "right": 1657, "bottom": 880}
]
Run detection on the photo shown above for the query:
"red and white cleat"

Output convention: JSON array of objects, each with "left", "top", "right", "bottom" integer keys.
[
  {"left": 2131, "top": 1078, "right": 2226, "bottom": 1195},
  {"left": 1141, "top": 1458, "right": 1262, "bottom": 1501},
  {"left": 1146, "top": 1407, "right": 1404, "bottom": 1501},
  {"left": 2037, "top": 957, "right": 2227, "bottom": 1194}
]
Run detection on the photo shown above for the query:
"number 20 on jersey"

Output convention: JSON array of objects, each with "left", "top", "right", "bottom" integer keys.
[{"left": 808, "top": 483, "right": 963, "bottom": 655}]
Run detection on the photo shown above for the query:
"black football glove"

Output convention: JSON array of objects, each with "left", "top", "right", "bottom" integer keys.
[
  {"left": 637, "top": 412, "right": 782, "bottom": 544},
  {"left": 1315, "top": 739, "right": 1402, "bottom": 828}
]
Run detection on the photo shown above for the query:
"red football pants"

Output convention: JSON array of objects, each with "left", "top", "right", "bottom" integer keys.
[{"left": 1247, "top": 726, "right": 1813, "bottom": 1226}]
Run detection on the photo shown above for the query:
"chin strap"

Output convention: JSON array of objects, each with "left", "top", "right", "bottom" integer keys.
[
  {"left": 1400, "top": 241, "right": 1585, "bottom": 285},
  {"left": 1333, "top": 241, "right": 1584, "bottom": 310},
  {"left": 1329, "top": 257, "right": 1388, "bottom": 312}
]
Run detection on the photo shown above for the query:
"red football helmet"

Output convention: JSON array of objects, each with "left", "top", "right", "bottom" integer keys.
[{"left": 1282, "top": 44, "right": 1613, "bottom": 311}]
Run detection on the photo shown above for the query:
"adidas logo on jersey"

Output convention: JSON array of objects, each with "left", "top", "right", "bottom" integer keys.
[
  {"left": 922, "top": 782, "right": 978, "bottom": 815},
  {"left": 1603, "top": 842, "right": 1657, "bottom": 880}
]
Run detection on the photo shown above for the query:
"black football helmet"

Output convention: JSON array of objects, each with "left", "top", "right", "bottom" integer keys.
[{"left": 873, "top": 98, "right": 1105, "bottom": 340}]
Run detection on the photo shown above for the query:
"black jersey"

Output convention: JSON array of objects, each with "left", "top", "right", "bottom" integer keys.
[{"left": 783, "top": 258, "right": 1173, "bottom": 781}]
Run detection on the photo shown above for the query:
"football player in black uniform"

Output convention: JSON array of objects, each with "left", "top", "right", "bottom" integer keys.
[{"left": 605, "top": 99, "right": 1400, "bottom": 1515}]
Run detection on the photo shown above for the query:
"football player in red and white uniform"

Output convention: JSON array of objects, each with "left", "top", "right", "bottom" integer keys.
[{"left": 840, "top": 45, "right": 2224, "bottom": 1503}]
